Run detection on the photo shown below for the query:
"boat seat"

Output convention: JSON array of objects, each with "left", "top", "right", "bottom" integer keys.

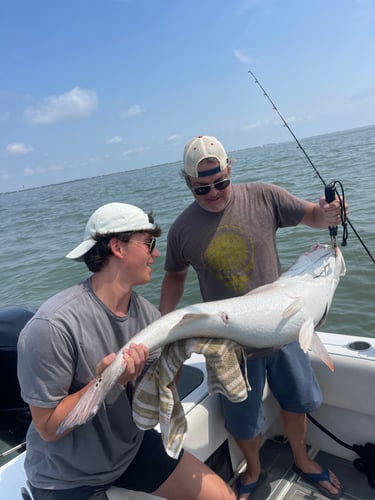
[{"left": 0, "top": 306, "right": 35, "bottom": 412}]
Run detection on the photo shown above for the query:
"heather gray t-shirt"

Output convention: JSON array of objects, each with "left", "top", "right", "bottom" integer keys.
[
  {"left": 17, "top": 278, "right": 160, "bottom": 490},
  {"left": 165, "top": 182, "right": 308, "bottom": 300}
]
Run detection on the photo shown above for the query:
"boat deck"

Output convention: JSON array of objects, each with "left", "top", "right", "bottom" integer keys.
[{"left": 233, "top": 437, "right": 375, "bottom": 500}]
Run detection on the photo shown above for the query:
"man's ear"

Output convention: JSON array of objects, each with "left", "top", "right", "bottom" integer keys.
[{"left": 108, "top": 237, "right": 124, "bottom": 258}]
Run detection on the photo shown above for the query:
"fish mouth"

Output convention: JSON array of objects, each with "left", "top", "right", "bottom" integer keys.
[
  {"left": 315, "top": 304, "right": 329, "bottom": 328},
  {"left": 335, "top": 247, "right": 346, "bottom": 276}
]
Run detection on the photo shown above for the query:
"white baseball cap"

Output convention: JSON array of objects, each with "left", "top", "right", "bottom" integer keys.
[
  {"left": 66, "top": 202, "right": 155, "bottom": 260},
  {"left": 183, "top": 135, "right": 228, "bottom": 178}
]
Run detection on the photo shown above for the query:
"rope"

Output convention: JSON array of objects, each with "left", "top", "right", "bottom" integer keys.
[{"left": 307, "top": 413, "right": 375, "bottom": 489}]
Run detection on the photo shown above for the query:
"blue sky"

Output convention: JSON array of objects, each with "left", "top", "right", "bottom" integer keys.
[{"left": 1, "top": 0, "right": 375, "bottom": 193}]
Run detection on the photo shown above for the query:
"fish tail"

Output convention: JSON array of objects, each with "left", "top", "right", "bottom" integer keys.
[
  {"left": 57, "top": 364, "right": 122, "bottom": 435},
  {"left": 56, "top": 380, "right": 102, "bottom": 435}
]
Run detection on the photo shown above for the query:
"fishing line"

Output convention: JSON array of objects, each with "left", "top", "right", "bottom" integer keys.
[{"left": 248, "top": 70, "right": 375, "bottom": 264}]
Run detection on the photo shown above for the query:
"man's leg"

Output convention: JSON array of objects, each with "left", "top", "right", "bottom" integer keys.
[
  {"left": 234, "top": 433, "right": 263, "bottom": 499},
  {"left": 153, "top": 449, "right": 236, "bottom": 500},
  {"left": 115, "top": 429, "right": 235, "bottom": 500},
  {"left": 281, "top": 409, "right": 341, "bottom": 497},
  {"left": 268, "top": 343, "right": 342, "bottom": 498},
  {"left": 221, "top": 356, "right": 268, "bottom": 499}
]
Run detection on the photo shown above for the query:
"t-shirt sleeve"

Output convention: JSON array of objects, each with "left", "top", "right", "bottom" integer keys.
[
  {"left": 267, "top": 184, "right": 308, "bottom": 227},
  {"left": 164, "top": 218, "right": 190, "bottom": 273},
  {"left": 17, "top": 318, "right": 76, "bottom": 408}
]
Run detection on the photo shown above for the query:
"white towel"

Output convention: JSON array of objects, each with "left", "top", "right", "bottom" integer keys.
[{"left": 132, "top": 337, "right": 250, "bottom": 459}]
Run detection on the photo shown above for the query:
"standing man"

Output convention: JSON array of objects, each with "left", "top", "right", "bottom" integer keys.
[{"left": 159, "top": 136, "right": 343, "bottom": 500}]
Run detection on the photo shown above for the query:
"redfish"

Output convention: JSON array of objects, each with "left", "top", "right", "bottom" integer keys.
[{"left": 57, "top": 243, "right": 345, "bottom": 435}]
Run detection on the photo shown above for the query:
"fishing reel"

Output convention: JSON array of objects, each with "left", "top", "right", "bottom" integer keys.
[{"left": 325, "top": 180, "right": 348, "bottom": 247}]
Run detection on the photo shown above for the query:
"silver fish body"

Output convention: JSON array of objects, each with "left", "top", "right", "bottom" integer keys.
[{"left": 57, "top": 243, "right": 345, "bottom": 435}]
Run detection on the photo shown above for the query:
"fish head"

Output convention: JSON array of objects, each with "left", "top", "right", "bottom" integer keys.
[
  {"left": 287, "top": 243, "right": 345, "bottom": 280},
  {"left": 309, "top": 243, "right": 346, "bottom": 325},
  {"left": 310, "top": 243, "right": 346, "bottom": 281},
  {"left": 283, "top": 243, "right": 346, "bottom": 326}
]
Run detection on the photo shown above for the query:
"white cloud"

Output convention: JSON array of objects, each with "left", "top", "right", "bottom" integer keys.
[
  {"left": 123, "top": 145, "right": 150, "bottom": 156},
  {"left": 167, "top": 134, "right": 179, "bottom": 141},
  {"left": 6, "top": 143, "right": 34, "bottom": 154},
  {"left": 106, "top": 135, "right": 123, "bottom": 144},
  {"left": 24, "top": 167, "right": 44, "bottom": 176},
  {"left": 284, "top": 115, "right": 301, "bottom": 124},
  {"left": 240, "top": 119, "right": 271, "bottom": 131},
  {"left": 23, "top": 158, "right": 79, "bottom": 176},
  {"left": 233, "top": 49, "right": 256, "bottom": 65},
  {"left": 24, "top": 87, "right": 97, "bottom": 125},
  {"left": 120, "top": 104, "right": 143, "bottom": 119},
  {"left": 241, "top": 116, "right": 302, "bottom": 131}
]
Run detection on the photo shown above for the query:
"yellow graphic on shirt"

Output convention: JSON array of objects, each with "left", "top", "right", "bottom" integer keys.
[{"left": 203, "top": 225, "right": 254, "bottom": 294}]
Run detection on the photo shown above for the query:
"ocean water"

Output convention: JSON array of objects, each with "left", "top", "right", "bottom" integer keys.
[{"left": 1, "top": 125, "right": 374, "bottom": 338}]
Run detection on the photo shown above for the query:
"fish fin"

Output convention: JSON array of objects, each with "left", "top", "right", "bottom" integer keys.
[
  {"left": 169, "top": 313, "right": 212, "bottom": 333},
  {"left": 176, "top": 312, "right": 228, "bottom": 327},
  {"left": 282, "top": 298, "right": 305, "bottom": 319},
  {"left": 181, "top": 313, "right": 213, "bottom": 321},
  {"left": 298, "top": 317, "right": 314, "bottom": 352},
  {"left": 168, "top": 312, "right": 229, "bottom": 340},
  {"left": 311, "top": 333, "right": 335, "bottom": 372}
]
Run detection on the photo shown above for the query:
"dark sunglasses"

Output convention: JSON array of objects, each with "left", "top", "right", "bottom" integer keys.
[
  {"left": 128, "top": 238, "right": 156, "bottom": 254},
  {"left": 192, "top": 179, "right": 231, "bottom": 196}
]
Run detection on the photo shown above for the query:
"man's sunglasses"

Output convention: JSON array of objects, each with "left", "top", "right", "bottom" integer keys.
[
  {"left": 128, "top": 238, "right": 156, "bottom": 254},
  {"left": 192, "top": 179, "right": 231, "bottom": 196}
]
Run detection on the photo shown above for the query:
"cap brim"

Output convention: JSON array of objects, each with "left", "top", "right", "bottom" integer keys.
[{"left": 66, "top": 239, "right": 96, "bottom": 261}]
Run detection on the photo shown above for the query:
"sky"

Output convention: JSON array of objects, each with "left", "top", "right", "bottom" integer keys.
[{"left": 1, "top": 0, "right": 375, "bottom": 193}]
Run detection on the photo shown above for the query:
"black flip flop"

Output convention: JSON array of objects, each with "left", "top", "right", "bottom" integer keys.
[
  {"left": 235, "top": 469, "right": 267, "bottom": 499},
  {"left": 293, "top": 463, "right": 343, "bottom": 499}
]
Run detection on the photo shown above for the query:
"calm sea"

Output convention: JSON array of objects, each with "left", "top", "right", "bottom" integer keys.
[{"left": 1, "top": 125, "right": 374, "bottom": 338}]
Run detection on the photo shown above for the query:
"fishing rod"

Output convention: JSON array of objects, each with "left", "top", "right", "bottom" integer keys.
[{"left": 248, "top": 70, "right": 375, "bottom": 265}]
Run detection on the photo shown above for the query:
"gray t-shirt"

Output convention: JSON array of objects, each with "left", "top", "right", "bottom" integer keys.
[
  {"left": 17, "top": 278, "right": 160, "bottom": 489},
  {"left": 165, "top": 182, "right": 308, "bottom": 300}
]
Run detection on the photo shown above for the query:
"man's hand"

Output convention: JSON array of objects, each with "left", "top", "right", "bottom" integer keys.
[
  {"left": 318, "top": 196, "right": 348, "bottom": 227},
  {"left": 96, "top": 344, "right": 149, "bottom": 385}
]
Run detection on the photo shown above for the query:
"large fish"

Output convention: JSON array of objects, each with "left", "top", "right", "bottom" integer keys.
[{"left": 57, "top": 242, "right": 345, "bottom": 435}]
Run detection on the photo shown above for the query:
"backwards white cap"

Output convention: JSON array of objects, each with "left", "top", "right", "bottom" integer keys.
[
  {"left": 183, "top": 135, "right": 228, "bottom": 178},
  {"left": 66, "top": 202, "right": 155, "bottom": 260}
]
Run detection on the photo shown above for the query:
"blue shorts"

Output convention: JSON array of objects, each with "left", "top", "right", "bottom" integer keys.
[
  {"left": 220, "top": 341, "right": 322, "bottom": 440},
  {"left": 29, "top": 429, "right": 184, "bottom": 499}
]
